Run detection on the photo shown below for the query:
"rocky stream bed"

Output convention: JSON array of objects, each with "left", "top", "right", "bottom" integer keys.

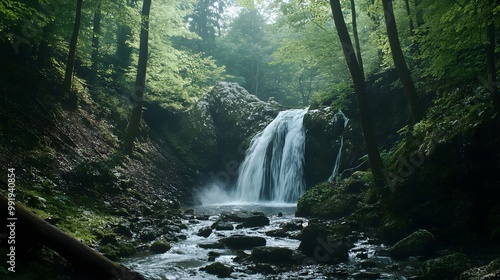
[{"left": 118, "top": 203, "right": 495, "bottom": 280}]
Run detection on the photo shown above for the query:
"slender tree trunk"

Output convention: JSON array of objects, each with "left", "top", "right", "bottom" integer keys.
[
  {"left": 91, "top": 1, "right": 102, "bottom": 80},
  {"left": 62, "top": 0, "right": 83, "bottom": 108},
  {"left": 329, "top": 0, "right": 386, "bottom": 189},
  {"left": 486, "top": 0, "right": 500, "bottom": 113},
  {"left": 382, "top": 0, "right": 422, "bottom": 124},
  {"left": 351, "top": 0, "right": 364, "bottom": 78},
  {"left": 404, "top": 0, "right": 414, "bottom": 36},
  {"left": 36, "top": 23, "right": 54, "bottom": 69},
  {"left": 414, "top": 0, "right": 424, "bottom": 28},
  {"left": 123, "top": 0, "right": 152, "bottom": 154}
]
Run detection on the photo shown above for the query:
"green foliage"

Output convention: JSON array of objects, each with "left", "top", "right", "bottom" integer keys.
[{"left": 415, "top": 0, "right": 496, "bottom": 87}]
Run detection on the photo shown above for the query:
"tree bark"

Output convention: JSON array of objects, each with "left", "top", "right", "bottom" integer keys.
[
  {"left": 486, "top": 0, "right": 500, "bottom": 113},
  {"left": 91, "top": 1, "right": 102, "bottom": 80},
  {"left": 329, "top": 0, "right": 386, "bottom": 189},
  {"left": 404, "top": 0, "right": 414, "bottom": 36},
  {"left": 123, "top": 0, "right": 152, "bottom": 154},
  {"left": 382, "top": 0, "right": 422, "bottom": 124},
  {"left": 0, "top": 194, "right": 145, "bottom": 279},
  {"left": 351, "top": 0, "right": 364, "bottom": 78},
  {"left": 62, "top": 0, "right": 83, "bottom": 108}
]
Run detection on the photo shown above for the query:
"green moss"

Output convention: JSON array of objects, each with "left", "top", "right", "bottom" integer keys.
[{"left": 150, "top": 240, "right": 172, "bottom": 254}]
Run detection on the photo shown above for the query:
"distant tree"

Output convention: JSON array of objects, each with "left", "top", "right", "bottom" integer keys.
[
  {"left": 188, "top": 0, "right": 226, "bottom": 54},
  {"left": 351, "top": 0, "right": 364, "bottom": 78},
  {"left": 123, "top": 0, "right": 152, "bottom": 153},
  {"left": 381, "top": 0, "right": 422, "bottom": 124},
  {"left": 403, "top": 0, "right": 415, "bottom": 36},
  {"left": 91, "top": 1, "right": 102, "bottom": 80},
  {"left": 328, "top": 0, "right": 386, "bottom": 189},
  {"left": 62, "top": 0, "right": 83, "bottom": 108},
  {"left": 486, "top": 0, "right": 499, "bottom": 113}
]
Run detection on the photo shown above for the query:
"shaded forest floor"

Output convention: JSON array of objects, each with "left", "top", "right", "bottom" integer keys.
[{"left": 0, "top": 53, "right": 198, "bottom": 278}]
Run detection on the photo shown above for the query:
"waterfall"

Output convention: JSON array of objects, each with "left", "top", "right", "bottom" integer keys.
[
  {"left": 234, "top": 109, "right": 308, "bottom": 203},
  {"left": 328, "top": 110, "right": 349, "bottom": 182}
]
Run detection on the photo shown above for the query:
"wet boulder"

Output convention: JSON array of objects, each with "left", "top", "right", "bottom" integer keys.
[
  {"left": 150, "top": 240, "right": 171, "bottom": 254},
  {"left": 197, "top": 227, "right": 213, "bottom": 238},
  {"left": 251, "top": 246, "right": 294, "bottom": 263},
  {"left": 303, "top": 107, "right": 349, "bottom": 186},
  {"left": 220, "top": 211, "right": 270, "bottom": 228},
  {"left": 198, "top": 242, "right": 225, "bottom": 249},
  {"left": 461, "top": 258, "right": 500, "bottom": 280},
  {"left": 237, "top": 215, "right": 270, "bottom": 228},
  {"left": 389, "top": 229, "right": 436, "bottom": 259},
  {"left": 420, "top": 253, "right": 471, "bottom": 280},
  {"left": 211, "top": 220, "right": 234, "bottom": 231},
  {"left": 200, "top": 262, "right": 232, "bottom": 278},
  {"left": 220, "top": 235, "right": 266, "bottom": 249},
  {"left": 299, "top": 222, "right": 350, "bottom": 264}
]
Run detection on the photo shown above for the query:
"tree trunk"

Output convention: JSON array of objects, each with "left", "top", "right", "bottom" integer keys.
[
  {"left": 404, "top": 0, "right": 414, "bottom": 36},
  {"left": 382, "top": 0, "right": 422, "bottom": 124},
  {"left": 329, "top": 0, "right": 386, "bottom": 189},
  {"left": 414, "top": 0, "right": 424, "bottom": 28},
  {"left": 123, "top": 0, "right": 152, "bottom": 154},
  {"left": 0, "top": 194, "right": 146, "bottom": 279},
  {"left": 91, "top": 1, "right": 102, "bottom": 80},
  {"left": 62, "top": 0, "right": 83, "bottom": 108},
  {"left": 35, "top": 24, "right": 53, "bottom": 69},
  {"left": 486, "top": 0, "right": 500, "bottom": 113},
  {"left": 351, "top": 0, "right": 364, "bottom": 78}
]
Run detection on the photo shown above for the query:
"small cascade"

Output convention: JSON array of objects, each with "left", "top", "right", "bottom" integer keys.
[
  {"left": 328, "top": 110, "right": 349, "bottom": 182},
  {"left": 234, "top": 109, "right": 308, "bottom": 203}
]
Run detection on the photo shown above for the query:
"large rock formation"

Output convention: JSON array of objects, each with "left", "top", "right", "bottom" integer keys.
[{"left": 144, "top": 82, "right": 363, "bottom": 193}]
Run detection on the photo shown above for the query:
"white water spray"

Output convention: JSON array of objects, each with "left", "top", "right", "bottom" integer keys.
[{"left": 234, "top": 109, "right": 308, "bottom": 203}]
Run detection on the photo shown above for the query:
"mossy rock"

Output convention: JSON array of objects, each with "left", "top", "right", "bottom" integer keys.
[
  {"left": 150, "top": 240, "right": 171, "bottom": 254},
  {"left": 296, "top": 181, "right": 360, "bottom": 219},
  {"left": 382, "top": 215, "right": 413, "bottom": 243},
  {"left": 390, "top": 229, "right": 436, "bottom": 259},
  {"left": 298, "top": 222, "right": 350, "bottom": 264},
  {"left": 303, "top": 107, "right": 346, "bottom": 186},
  {"left": 99, "top": 242, "right": 136, "bottom": 261},
  {"left": 420, "top": 253, "right": 471, "bottom": 280},
  {"left": 200, "top": 262, "right": 232, "bottom": 278}
]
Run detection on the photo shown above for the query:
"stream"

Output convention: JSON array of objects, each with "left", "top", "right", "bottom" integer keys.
[{"left": 121, "top": 203, "right": 421, "bottom": 280}]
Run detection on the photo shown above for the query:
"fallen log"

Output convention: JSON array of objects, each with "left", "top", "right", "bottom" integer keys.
[{"left": 0, "top": 193, "right": 145, "bottom": 280}]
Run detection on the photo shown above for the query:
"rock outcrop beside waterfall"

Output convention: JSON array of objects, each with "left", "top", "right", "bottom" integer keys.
[
  {"left": 145, "top": 82, "right": 283, "bottom": 173},
  {"left": 144, "top": 82, "right": 363, "bottom": 188}
]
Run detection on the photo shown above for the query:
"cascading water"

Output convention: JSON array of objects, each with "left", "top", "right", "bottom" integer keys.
[
  {"left": 328, "top": 110, "right": 349, "bottom": 182},
  {"left": 233, "top": 109, "right": 308, "bottom": 203}
]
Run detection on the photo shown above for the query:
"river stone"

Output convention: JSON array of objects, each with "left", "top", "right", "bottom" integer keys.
[
  {"left": 200, "top": 262, "right": 232, "bottom": 278},
  {"left": 265, "top": 229, "right": 288, "bottom": 238},
  {"left": 299, "top": 222, "right": 350, "bottom": 264},
  {"left": 150, "top": 240, "right": 171, "bottom": 254},
  {"left": 220, "top": 235, "right": 266, "bottom": 249},
  {"left": 220, "top": 211, "right": 266, "bottom": 222},
  {"left": 420, "top": 253, "right": 471, "bottom": 280},
  {"left": 197, "top": 227, "right": 212, "bottom": 238},
  {"left": 461, "top": 258, "right": 500, "bottom": 280},
  {"left": 251, "top": 246, "right": 293, "bottom": 263},
  {"left": 237, "top": 215, "right": 270, "bottom": 228},
  {"left": 211, "top": 220, "right": 234, "bottom": 231},
  {"left": 198, "top": 242, "right": 225, "bottom": 249},
  {"left": 390, "top": 229, "right": 436, "bottom": 259}
]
